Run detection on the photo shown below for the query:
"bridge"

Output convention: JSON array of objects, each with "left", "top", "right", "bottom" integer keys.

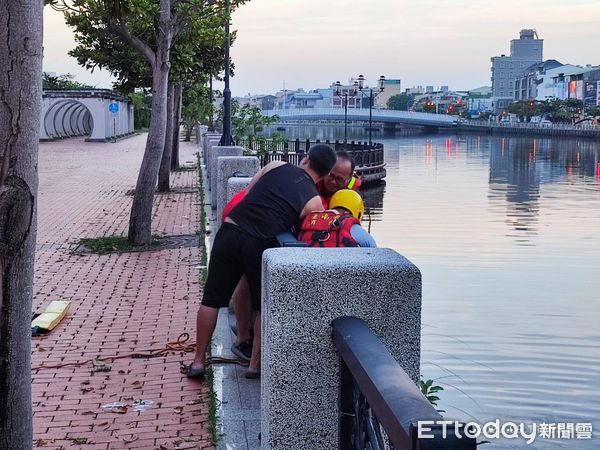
[{"left": 263, "top": 107, "right": 459, "bottom": 128}]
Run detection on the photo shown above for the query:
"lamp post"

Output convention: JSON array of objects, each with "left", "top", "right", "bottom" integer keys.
[
  {"left": 208, "top": 74, "right": 215, "bottom": 131},
  {"left": 357, "top": 75, "right": 386, "bottom": 145},
  {"left": 219, "top": 0, "right": 234, "bottom": 146},
  {"left": 334, "top": 80, "right": 359, "bottom": 143}
]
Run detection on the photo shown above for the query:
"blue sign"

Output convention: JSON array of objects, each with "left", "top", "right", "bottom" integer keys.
[{"left": 108, "top": 102, "right": 119, "bottom": 114}]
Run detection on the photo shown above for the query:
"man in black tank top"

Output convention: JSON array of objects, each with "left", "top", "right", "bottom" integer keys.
[{"left": 187, "top": 145, "right": 337, "bottom": 380}]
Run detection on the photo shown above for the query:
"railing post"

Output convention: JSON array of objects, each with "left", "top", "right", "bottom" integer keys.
[
  {"left": 305, "top": 138, "right": 311, "bottom": 150},
  {"left": 295, "top": 138, "right": 300, "bottom": 153},
  {"left": 339, "top": 360, "right": 354, "bottom": 449},
  {"left": 261, "top": 248, "right": 421, "bottom": 449}
]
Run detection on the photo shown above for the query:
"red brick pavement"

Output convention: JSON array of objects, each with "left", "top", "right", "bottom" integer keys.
[{"left": 32, "top": 136, "right": 212, "bottom": 449}]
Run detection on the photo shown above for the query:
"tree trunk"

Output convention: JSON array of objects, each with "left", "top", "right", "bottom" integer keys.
[
  {"left": 157, "top": 81, "right": 174, "bottom": 192},
  {"left": 0, "top": 1, "right": 43, "bottom": 448},
  {"left": 171, "top": 82, "right": 182, "bottom": 170},
  {"left": 127, "top": 10, "right": 172, "bottom": 244}
]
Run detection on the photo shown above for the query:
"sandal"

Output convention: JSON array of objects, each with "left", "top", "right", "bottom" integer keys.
[
  {"left": 186, "top": 364, "right": 206, "bottom": 380},
  {"left": 245, "top": 369, "right": 261, "bottom": 379}
]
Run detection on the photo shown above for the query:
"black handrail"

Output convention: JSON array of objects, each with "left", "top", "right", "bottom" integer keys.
[{"left": 332, "top": 316, "right": 476, "bottom": 449}]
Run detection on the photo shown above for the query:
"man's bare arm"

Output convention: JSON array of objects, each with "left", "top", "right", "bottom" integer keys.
[{"left": 300, "top": 195, "right": 326, "bottom": 219}]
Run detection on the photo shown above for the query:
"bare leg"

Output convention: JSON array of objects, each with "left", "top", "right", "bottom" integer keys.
[
  {"left": 191, "top": 305, "right": 220, "bottom": 368},
  {"left": 248, "top": 312, "right": 261, "bottom": 373},
  {"left": 233, "top": 275, "right": 252, "bottom": 345}
]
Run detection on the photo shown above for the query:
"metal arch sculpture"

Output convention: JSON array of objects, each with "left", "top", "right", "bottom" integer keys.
[{"left": 44, "top": 99, "right": 94, "bottom": 139}]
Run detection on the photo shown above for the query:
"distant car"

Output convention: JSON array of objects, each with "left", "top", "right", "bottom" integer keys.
[{"left": 539, "top": 120, "right": 552, "bottom": 128}]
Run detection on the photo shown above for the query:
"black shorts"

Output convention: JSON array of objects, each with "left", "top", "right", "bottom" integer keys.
[{"left": 201, "top": 223, "right": 278, "bottom": 312}]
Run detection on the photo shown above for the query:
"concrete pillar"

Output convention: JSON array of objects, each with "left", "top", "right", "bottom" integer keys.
[
  {"left": 227, "top": 176, "right": 252, "bottom": 203},
  {"left": 215, "top": 157, "right": 259, "bottom": 226},
  {"left": 204, "top": 137, "right": 221, "bottom": 176},
  {"left": 261, "top": 248, "right": 422, "bottom": 450},
  {"left": 209, "top": 146, "right": 244, "bottom": 207}
]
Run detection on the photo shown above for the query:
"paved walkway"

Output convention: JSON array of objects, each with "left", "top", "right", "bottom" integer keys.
[{"left": 32, "top": 135, "right": 212, "bottom": 449}]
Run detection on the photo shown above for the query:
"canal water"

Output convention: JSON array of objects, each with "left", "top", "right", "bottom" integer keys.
[{"left": 275, "top": 125, "right": 600, "bottom": 448}]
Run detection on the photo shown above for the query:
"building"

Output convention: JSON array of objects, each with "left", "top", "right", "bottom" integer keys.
[
  {"left": 513, "top": 60, "right": 562, "bottom": 101},
  {"left": 405, "top": 86, "right": 425, "bottom": 95},
  {"left": 237, "top": 94, "right": 277, "bottom": 110},
  {"left": 375, "top": 79, "right": 402, "bottom": 108},
  {"left": 413, "top": 90, "right": 467, "bottom": 113},
  {"left": 491, "top": 29, "right": 543, "bottom": 112},
  {"left": 330, "top": 82, "right": 360, "bottom": 109},
  {"left": 531, "top": 64, "right": 582, "bottom": 101},
  {"left": 466, "top": 86, "right": 493, "bottom": 115}
]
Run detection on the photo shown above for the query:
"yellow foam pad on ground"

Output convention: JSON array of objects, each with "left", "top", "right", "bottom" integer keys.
[{"left": 31, "top": 300, "right": 71, "bottom": 331}]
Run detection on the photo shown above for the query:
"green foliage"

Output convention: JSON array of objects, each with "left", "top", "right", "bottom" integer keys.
[
  {"left": 219, "top": 100, "right": 278, "bottom": 139},
  {"left": 387, "top": 93, "right": 413, "bottom": 111},
  {"left": 42, "top": 72, "right": 91, "bottom": 90},
  {"left": 269, "top": 132, "right": 288, "bottom": 153},
  {"left": 129, "top": 91, "right": 151, "bottom": 130},
  {"left": 419, "top": 378, "right": 444, "bottom": 407},
  {"left": 78, "top": 235, "right": 163, "bottom": 253},
  {"left": 182, "top": 84, "right": 212, "bottom": 138},
  {"left": 586, "top": 107, "right": 600, "bottom": 118},
  {"left": 422, "top": 101, "right": 436, "bottom": 113},
  {"left": 47, "top": 0, "right": 244, "bottom": 94},
  {"left": 505, "top": 100, "right": 537, "bottom": 122},
  {"left": 505, "top": 98, "right": 590, "bottom": 124}
]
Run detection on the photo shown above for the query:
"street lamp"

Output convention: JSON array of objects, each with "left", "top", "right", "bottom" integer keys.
[
  {"left": 357, "top": 75, "right": 386, "bottom": 145},
  {"left": 219, "top": 0, "right": 234, "bottom": 146},
  {"left": 208, "top": 74, "right": 215, "bottom": 131},
  {"left": 334, "top": 80, "right": 359, "bottom": 143}
]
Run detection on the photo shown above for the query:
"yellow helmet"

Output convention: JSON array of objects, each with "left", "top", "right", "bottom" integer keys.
[{"left": 329, "top": 189, "right": 365, "bottom": 221}]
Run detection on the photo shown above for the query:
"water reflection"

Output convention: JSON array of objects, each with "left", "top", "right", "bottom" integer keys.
[
  {"left": 281, "top": 127, "right": 600, "bottom": 448},
  {"left": 359, "top": 182, "right": 385, "bottom": 224}
]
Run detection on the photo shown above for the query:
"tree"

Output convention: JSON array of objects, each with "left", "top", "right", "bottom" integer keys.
[
  {"left": 586, "top": 106, "right": 600, "bottom": 118},
  {"left": 505, "top": 100, "right": 537, "bottom": 122},
  {"left": 387, "top": 93, "right": 412, "bottom": 111},
  {"left": 48, "top": 0, "right": 240, "bottom": 243},
  {"left": 222, "top": 101, "right": 277, "bottom": 139},
  {"left": 181, "top": 84, "right": 212, "bottom": 141},
  {"left": 0, "top": 1, "right": 43, "bottom": 447},
  {"left": 129, "top": 91, "right": 152, "bottom": 130},
  {"left": 43, "top": 72, "right": 91, "bottom": 90}
]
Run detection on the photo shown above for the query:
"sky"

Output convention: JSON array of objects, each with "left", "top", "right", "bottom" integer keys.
[{"left": 43, "top": 0, "right": 600, "bottom": 96}]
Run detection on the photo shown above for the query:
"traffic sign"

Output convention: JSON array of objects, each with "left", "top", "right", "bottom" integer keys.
[{"left": 109, "top": 102, "right": 119, "bottom": 114}]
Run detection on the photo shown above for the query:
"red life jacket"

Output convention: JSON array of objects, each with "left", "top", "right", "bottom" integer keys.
[{"left": 298, "top": 211, "right": 360, "bottom": 248}]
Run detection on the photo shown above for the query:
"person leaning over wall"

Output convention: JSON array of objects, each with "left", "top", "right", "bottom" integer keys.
[
  {"left": 186, "top": 144, "right": 337, "bottom": 380},
  {"left": 222, "top": 151, "right": 364, "bottom": 360}
]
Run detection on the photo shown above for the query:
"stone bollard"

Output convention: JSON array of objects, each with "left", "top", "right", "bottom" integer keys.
[
  {"left": 227, "top": 176, "right": 252, "bottom": 202},
  {"left": 210, "top": 146, "right": 244, "bottom": 207},
  {"left": 204, "top": 137, "right": 221, "bottom": 173},
  {"left": 216, "top": 156, "right": 260, "bottom": 226},
  {"left": 261, "top": 248, "right": 422, "bottom": 450}
]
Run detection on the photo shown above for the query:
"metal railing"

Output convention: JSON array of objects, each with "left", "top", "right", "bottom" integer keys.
[
  {"left": 332, "top": 317, "right": 477, "bottom": 450},
  {"left": 464, "top": 120, "right": 600, "bottom": 130},
  {"left": 235, "top": 137, "right": 385, "bottom": 178}
]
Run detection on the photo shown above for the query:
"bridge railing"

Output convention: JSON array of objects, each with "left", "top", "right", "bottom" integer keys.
[
  {"left": 235, "top": 137, "right": 385, "bottom": 178},
  {"left": 333, "top": 316, "right": 477, "bottom": 449},
  {"left": 262, "top": 107, "right": 458, "bottom": 125}
]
